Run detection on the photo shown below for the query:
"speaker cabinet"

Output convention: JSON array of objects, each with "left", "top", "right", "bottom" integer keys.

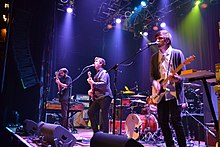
[
  {"left": 90, "top": 132, "right": 144, "bottom": 147},
  {"left": 38, "top": 122, "right": 76, "bottom": 146},
  {"left": 23, "top": 119, "right": 38, "bottom": 136}
]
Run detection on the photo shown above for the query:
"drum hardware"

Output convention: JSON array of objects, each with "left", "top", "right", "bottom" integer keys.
[
  {"left": 130, "top": 94, "right": 146, "bottom": 98},
  {"left": 130, "top": 99, "right": 146, "bottom": 104},
  {"left": 183, "top": 110, "right": 215, "bottom": 146},
  {"left": 183, "top": 82, "right": 201, "bottom": 87}
]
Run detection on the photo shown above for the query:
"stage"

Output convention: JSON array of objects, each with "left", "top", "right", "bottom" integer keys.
[{"left": 5, "top": 125, "right": 207, "bottom": 147}]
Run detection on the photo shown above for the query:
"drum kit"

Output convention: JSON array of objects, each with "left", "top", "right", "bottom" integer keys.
[
  {"left": 111, "top": 82, "right": 203, "bottom": 144},
  {"left": 112, "top": 91, "right": 162, "bottom": 144},
  {"left": 183, "top": 82, "right": 203, "bottom": 114}
]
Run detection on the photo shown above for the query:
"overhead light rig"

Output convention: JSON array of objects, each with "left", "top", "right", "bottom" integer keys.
[{"left": 93, "top": 0, "right": 216, "bottom": 37}]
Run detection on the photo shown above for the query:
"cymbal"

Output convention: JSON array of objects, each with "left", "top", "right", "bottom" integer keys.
[
  {"left": 130, "top": 94, "right": 146, "bottom": 98},
  {"left": 183, "top": 82, "right": 201, "bottom": 87},
  {"left": 122, "top": 90, "right": 135, "bottom": 95},
  {"left": 131, "top": 99, "right": 146, "bottom": 104}
]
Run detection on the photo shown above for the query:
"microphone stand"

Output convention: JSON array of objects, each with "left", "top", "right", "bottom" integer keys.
[
  {"left": 64, "top": 67, "right": 90, "bottom": 133},
  {"left": 107, "top": 44, "right": 153, "bottom": 135}
]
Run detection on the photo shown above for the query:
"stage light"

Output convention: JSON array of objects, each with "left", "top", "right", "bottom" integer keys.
[
  {"left": 141, "top": 1, "right": 147, "bottom": 7},
  {"left": 201, "top": 3, "right": 208, "bottom": 8},
  {"left": 143, "top": 32, "right": 148, "bottom": 36},
  {"left": 195, "top": 0, "right": 202, "bottom": 6},
  {"left": 160, "top": 22, "right": 166, "bottom": 28},
  {"left": 153, "top": 26, "right": 159, "bottom": 31},
  {"left": 107, "top": 24, "right": 113, "bottom": 29},
  {"left": 116, "top": 18, "right": 122, "bottom": 24},
  {"left": 134, "top": 7, "right": 137, "bottom": 11},
  {"left": 66, "top": 6, "right": 73, "bottom": 13}
]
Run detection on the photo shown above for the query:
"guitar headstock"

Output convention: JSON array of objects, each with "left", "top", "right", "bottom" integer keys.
[
  {"left": 55, "top": 71, "right": 59, "bottom": 77},
  {"left": 87, "top": 71, "right": 92, "bottom": 78},
  {"left": 183, "top": 55, "right": 196, "bottom": 65}
]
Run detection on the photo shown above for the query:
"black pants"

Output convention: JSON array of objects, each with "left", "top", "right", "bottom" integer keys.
[
  {"left": 157, "top": 98, "right": 186, "bottom": 147},
  {"left": 60, "top": 101, "right": 68, "bottom": 129},
  {"left": 88, "top": 96, "right": 112, "bottom": 133}
]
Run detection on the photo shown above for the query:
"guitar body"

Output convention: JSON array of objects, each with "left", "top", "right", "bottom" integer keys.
[
  {"left": 151, "top": 55, "right": 196, "bottom": 104},
  {"left": 87, "top": 71, "right": 95, "bottom": 101},
  {"left": 151, "top": 79, "right": 167, "bottom": 104}
]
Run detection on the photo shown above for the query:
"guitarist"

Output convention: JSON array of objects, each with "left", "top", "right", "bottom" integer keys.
[
  {"left": 87, "top": 57, "right": 113, "bottom": 133},
  {"left": 150, "top": 30, "right": 187, "bottom": 147},
  {"left": 55, "top": 67, "right": 72, "bottom": 129}
]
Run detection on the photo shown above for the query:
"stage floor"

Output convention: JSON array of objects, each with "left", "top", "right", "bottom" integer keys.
[{"left": 73, "top": 128, "right": 206, "bottom": 147}]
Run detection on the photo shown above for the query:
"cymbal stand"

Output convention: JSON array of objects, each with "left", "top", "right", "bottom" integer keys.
[
  {"left": 184, "top": 110, "right": 194, "bottom": 147},
  {"left": 107, "top": 43, "right": 154, "bottom": 134},
  {"left": 119, "top": 94, "right": 123, "bottom": 135},
  {"left": 185, "top": 110, "right": 216, "bottom": 146}
]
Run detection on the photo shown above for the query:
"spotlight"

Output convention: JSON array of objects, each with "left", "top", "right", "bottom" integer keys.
[
  {"left": 107, "top": 24, "right": 113, "bottom": 29},
  {"left": 141, "top": 1, "right": 147, "bottom": 7},
  {"left": 153, "top": 26, "right": 159, "bottom": 31},
  {"left": 116, "top": 18, "right": 121, "bottom": 24},
  {"left": 66, "top": 6, "right": 73, "bottom": 13},
  {"left": 195, "top": 0, "right": 202, "bottom": 6},
  {"left": 160, "top": 22, "right": 166, "bottom": 28},
  {"left": 201, "top": 3, "right": 208, "bottom": 8},
  {"left": 143, "top": 32, "right": 148, "bottom": 36}
]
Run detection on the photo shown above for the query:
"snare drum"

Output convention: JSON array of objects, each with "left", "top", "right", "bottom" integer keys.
[{"left": 125, "top": 113, "right": 158, "bottom": 140}]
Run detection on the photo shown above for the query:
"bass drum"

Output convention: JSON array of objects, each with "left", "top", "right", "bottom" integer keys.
[
  {"left": 185, "top": 89, "right": 201, "bottom": 113},
  {"left": 125, "top": 114, "right": 158, "bottom": 140}
]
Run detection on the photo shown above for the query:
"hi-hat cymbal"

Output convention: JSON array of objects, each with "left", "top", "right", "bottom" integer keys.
[
  {"left": 130, "top": 94, "right": 146, "bottom": 98},
  {"left": 122, "top": 90, "right": 135, "bottom": 95},
  {"left": 131, "top": 99, "right": 146, "bottom": 104},
  {"left": 183, "top": 82, "right": 201, "bottom": 87}
]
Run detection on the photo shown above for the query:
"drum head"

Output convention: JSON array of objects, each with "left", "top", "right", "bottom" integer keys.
[{"left": 125, "top": 114, "right": 142, "bottom": 140}]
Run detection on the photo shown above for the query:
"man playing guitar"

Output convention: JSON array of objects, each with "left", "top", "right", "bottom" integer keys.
[
  {"left": 87, "top": 57, "right": 113, "bottom": 133},
  {"left": 55, "top": 67, "right": 72, "bottom": 129}
]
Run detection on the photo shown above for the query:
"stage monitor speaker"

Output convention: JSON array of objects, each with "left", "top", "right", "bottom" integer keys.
[
  {"left": 23, "top": 119, "right": 38, "bottom": 136},
  {"left": 90, "top": 132, "right": 144, "bottom": 147},
  {"left": 38, "top": 122, "right": 76, "bottom": 147}
]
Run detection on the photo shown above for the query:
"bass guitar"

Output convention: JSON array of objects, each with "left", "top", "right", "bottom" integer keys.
[
  {"left": 151, "top": 55, "right": 196, "bottom": 104},
  {"left": 87, "top": 71, "right": 95, "bottom": 101}
]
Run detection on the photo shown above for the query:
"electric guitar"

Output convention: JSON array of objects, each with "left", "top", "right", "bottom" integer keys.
[
  {"left": 87, "top": 71, "right": 95, "bottom": 101},
  {"left": 55, "top": 71, "right": 64, "bottom": 96},
  {"left": 151, "top": 55, "right": 196, "bottom": 104}
]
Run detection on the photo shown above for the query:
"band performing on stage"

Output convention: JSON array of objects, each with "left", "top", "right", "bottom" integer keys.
[{"left": 2, "top": 0, "right": 220, "bottom": 146}]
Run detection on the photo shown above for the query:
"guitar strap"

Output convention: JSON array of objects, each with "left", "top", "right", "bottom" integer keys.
[{"left": 166, "top": 50, "right": 173, "bottom": 77}]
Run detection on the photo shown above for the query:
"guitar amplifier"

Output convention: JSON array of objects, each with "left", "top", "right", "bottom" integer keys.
[
  {"left": 76, "top": 94, "right": 90, "bottom": 101},
  {"left": 76, "top": 94, "right": 90, "bottom": 109}
]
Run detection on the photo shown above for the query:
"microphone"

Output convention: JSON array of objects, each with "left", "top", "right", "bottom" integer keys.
[
  {"left": 147, "top": 41, "right": 159, "bottom": 47},
  {"left": 85, "top": 64, "right": 94, "bottom": 68}
]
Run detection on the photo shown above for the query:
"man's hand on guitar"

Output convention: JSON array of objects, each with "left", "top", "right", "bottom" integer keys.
[
  {"left": 87, "top": 77, "right": 94, "bottom": 85},
  {"left": 169, "top": 73, "right": 181, "bottom": 83},
  {"left": 88, "top": 89, "right": 93, "bottom": 96},
  {"left": 56, "top": 78, "right": 60, "bottom": 85}
]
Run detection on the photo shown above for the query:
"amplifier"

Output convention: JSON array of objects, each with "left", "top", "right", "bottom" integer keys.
[{"left": 76, "top": 94, "right": 90, "bottom": 101}]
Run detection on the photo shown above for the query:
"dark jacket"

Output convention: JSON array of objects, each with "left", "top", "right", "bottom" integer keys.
[{"left": 150, "top": 47, "right": 187, "bottom": 105}]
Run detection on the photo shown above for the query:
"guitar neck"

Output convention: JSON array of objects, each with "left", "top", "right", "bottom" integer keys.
[{"left": 161, "top": 63, "right": 185, "bottom": 86}]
